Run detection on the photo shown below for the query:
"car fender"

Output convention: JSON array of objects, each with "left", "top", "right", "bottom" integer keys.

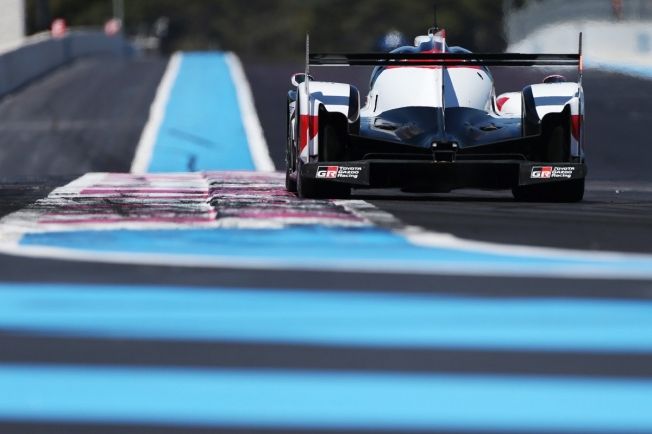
[
  {"left": 522, "top": 82, "right": 584, "bottom": 158},
  {"left": 296, "top": 81, "right": 359, "bottom": 162}
]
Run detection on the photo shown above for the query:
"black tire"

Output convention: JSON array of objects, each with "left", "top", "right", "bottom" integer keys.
[
  {"left": 512, "top": 178, "right": 584, "bottom": 202},
  {"left": 544, "top": 125, "right": 567, "bottom": 162},
  {"left": 535, "top": 106, "right": 571, "bottom": 162},
  {"left": 320, "top": 122, "right": 346, "bottom": 161},
  {"left": 285, "top": 136, "right": 297, "bottom": 193},
  {"left": 285, "top": 99, "right": 297, "bottom": 193},
  {"left": 285, "top": 169, "right": 297, "bottom": 193}
]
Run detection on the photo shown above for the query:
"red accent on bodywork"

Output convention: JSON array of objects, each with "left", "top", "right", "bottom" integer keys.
[
  {"left": 571, "top": 114, "right": 582, "bottom": 142},
  {"left": 299, "top": 114, "right": 319, "bottom": 152},
  {"left": 496, "top": 96, "right": 509, "bottom": 111}
]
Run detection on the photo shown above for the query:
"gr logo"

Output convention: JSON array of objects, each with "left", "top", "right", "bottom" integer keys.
[
  {"left": 531, "top": 166, "right": 553, "bottom": 179},
  {"left": 316, "top": 166, "right": 338, "bottom": 178}
]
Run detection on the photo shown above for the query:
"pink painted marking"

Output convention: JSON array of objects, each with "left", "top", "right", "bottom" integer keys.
[
  {"left": 42, "top": 203, "right": 210, "bottom": 212},
  {"left": 43, "top": 210, "right": 211, "bottom": 217},
  {"left": 74, "top": 195, "right": 208, "bottom": 200},
  {"left": 32, "top": 172, "right": 367, "bottom": 229},
  {"left": 104, "top": 173, "right": 202, "bottom": 179},
  {"left": 209, "top": 188, "right": 293, "bottom": 195},
  {"left": 223, "top": 211, "right": 363, "bottom": 221},
  {"left": 38, "top": 216, "right": 216, "bottom": 225},
  {"left": 80, "top": 188, "right": 209, "bottom": 195}
]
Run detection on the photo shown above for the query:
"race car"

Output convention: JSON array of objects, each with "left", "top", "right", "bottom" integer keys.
[{"left": 285, "top": 25, "right": 586, "bottom": 202}]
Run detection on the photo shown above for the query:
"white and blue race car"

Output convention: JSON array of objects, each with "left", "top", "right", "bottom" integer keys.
[{"left": 286, "top": 25, "right": 586, "bottom": 202}]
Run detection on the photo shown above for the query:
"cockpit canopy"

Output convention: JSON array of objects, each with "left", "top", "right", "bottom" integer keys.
[
  {"left": 369, "top": 31, "right": 487, "bottom": 90},
  {"left": 365, "top": 29, "right": 495, "bottom": 114}
]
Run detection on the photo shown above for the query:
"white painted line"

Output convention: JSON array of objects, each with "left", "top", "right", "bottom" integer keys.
[
  {"left": 225, "top": 52, "right": 275, "bottom": 172},
  {"left": 130, "top": 53, "right": 182, "bottom": 174}
]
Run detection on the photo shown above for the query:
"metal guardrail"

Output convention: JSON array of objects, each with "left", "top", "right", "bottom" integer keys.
[{"left": 505, "top": 0, "right": 652, "bottom": 43}]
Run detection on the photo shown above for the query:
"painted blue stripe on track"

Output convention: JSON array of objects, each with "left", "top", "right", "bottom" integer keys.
[
  {"left": 0, "top": 364, "right": 651, "bottom": 431},
  {"left": 1, "top": 283, "right": 652, "bottom": 352},
  {"left": 147, "top": 52, "right": 254, "bottom": 172},
  {"left": 19, "top": 227, "right": 652, "bottom": 277}
]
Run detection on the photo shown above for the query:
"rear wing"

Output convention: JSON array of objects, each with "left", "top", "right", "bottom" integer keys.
[
  {"left": 307, "top": 33, "right": 584, "bottom": 84},
  {"left": 309, "top": 52, "right": 580, "bottom": 67}
]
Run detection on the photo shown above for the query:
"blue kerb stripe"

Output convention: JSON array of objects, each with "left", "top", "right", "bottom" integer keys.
[
  {"left": 0, "top": 364, "right": 651, "bottom": 431},
  {"left": 147, "top": 52, "right": 255, "bottom": 172},
  {"left": 19, "top": 227, "right": 652, "bottom": 278},
  {"left": 1, "top": 283, "right": 652, "bottom": 352}
]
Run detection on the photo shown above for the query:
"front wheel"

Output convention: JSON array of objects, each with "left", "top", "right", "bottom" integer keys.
[
  {"left": 285, "top": 99, "right": 297, "bottom": 193},
  {"left": 285, "top": 169, "right": 297, "bottom": 193},
  {"left": 512, "top": 178, "right": 584, "bottom": 202}
]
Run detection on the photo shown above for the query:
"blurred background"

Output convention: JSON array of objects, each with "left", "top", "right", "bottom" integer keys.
[
  {"left": 21, "top": 0, "right": 507, "bottom": 56},
  {"left": 13, "top": 0, "right": 652, "bottom": 63}
]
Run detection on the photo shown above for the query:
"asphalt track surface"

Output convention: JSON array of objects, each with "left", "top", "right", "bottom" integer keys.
[
  {"left": 0, "top": 56, "right": 166, "bottom": 176},
  {"left": 0, "top": 55, "right": 651, "bottom": 434}
]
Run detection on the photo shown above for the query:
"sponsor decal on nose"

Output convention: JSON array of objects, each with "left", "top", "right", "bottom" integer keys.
[
  {"left": 531, "top": 166, "right": 576, "bottom": 179},
  {"left": 531, "top": 166, "right": 553, "bottom": 179},
  {"left": 316, "top": 166, "right": 339, "bottom": 178}
]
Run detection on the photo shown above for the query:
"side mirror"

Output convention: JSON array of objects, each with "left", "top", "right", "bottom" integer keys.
[{"left": 291, "top": 73, "right": 314, "bottom": 87}]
